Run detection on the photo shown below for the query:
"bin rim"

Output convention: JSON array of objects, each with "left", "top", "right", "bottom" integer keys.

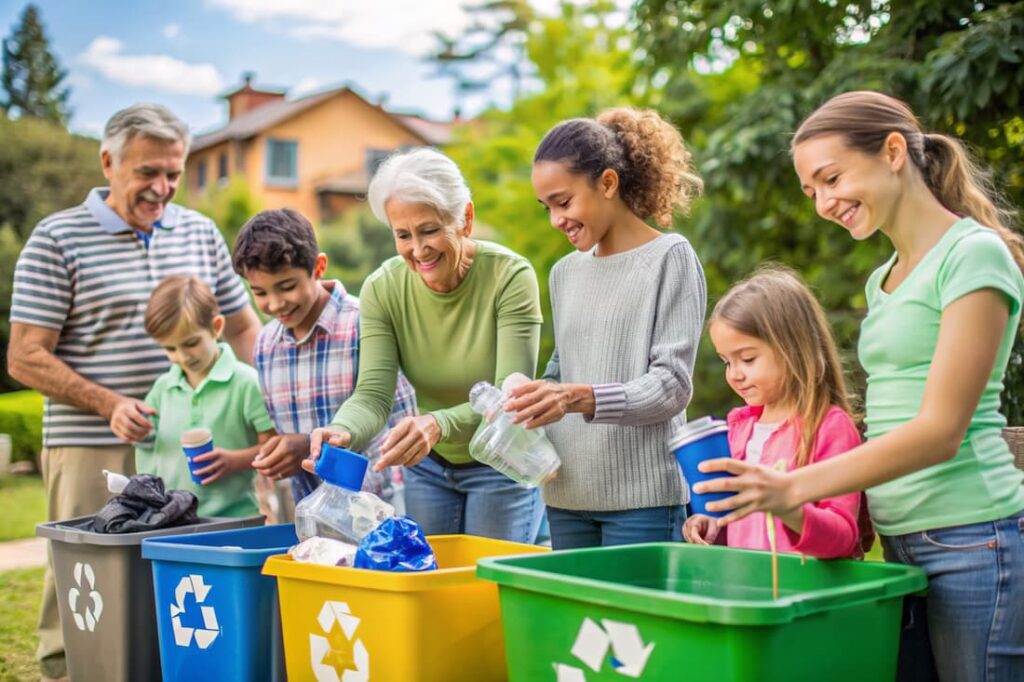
[
  {"left": 476, "top": 542, "right": 927, "bottom": 626},
  {"left": 141, "top": 523, "right": 298, "bottom": 567},
  {"left": 262, "top": 533, "right": 546, "bottom": 592},
  {"left": 36, "top": 514, "right": 264, "bottom": 546}
]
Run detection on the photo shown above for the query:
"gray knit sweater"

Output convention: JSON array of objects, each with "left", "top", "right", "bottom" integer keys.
[{"left": 541, "top": 233, "right": 706, "bottom": 511}]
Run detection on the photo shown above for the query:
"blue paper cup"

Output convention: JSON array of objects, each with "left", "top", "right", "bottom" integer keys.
[
  {"left": 180, "top": 427, "right": 213, "bottom": 485},
  {"left": 669, "top": 416, "right": 736, "bottom": 518}
]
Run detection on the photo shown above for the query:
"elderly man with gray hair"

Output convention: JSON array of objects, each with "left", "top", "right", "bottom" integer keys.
[{"left": 8, "top": 103, "right": 261, "bottom": 681}]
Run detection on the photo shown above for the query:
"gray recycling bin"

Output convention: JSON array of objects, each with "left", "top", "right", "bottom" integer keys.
[{"left": 37, "top": 514, "right": 263, "bottom": 682}]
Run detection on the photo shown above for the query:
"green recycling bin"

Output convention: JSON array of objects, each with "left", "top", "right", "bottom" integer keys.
[
  {"left": 37, "top": 514, "right": 263, "bottom": 682},
  {"left": 477, "top": 543, "right": 926, "bottom": 682}
]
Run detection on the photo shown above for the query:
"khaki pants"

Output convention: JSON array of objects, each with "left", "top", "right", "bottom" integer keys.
[{"left": 37, "top": 445, "right": 135, "bottom": 679}]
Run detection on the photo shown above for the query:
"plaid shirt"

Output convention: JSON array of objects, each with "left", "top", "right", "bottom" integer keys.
[{"left": 254, "top": 281, "right": 417, "bottom": 501}]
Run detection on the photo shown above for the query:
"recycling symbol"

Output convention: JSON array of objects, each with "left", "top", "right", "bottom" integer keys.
[
  {"left": 67, "top": 562, "right": 103, "bottom": 632},
  {"left": 310, "top": 600, "right": 369, "bottom": 682},
  {"left": 554, "top": 617, "right": 655, "bottom": 681},
  {"left": 170, "top": 574, "right": 220, "bottom": 649}
]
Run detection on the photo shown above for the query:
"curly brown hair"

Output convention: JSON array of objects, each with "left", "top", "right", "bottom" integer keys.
[{"left": 534, "top": 107, "right": 703, "bottom": 227}]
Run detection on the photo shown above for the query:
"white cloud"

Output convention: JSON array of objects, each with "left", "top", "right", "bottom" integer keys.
[
  {"left": 289, "top": 77, "right": 325, "bottom": 99},
  {"left": 206, "top": 0, "right": 475, "bottom": 55},
  {"left": 78, "top": 37, "right": 226, "bottom": 96},
  {"left": 205, "top": 0, "right": 629, "bottom": 55},
  {"left": 163, "top": 23, "right": 181, "bottom": 39}
]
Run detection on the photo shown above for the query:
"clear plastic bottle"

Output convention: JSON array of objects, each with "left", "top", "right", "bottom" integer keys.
[
  {"left": 468, "top": 379, "right": 562, "bottom": 487},
  {"left": 294, "top": 444, "right": 395, "bottom": 544}
]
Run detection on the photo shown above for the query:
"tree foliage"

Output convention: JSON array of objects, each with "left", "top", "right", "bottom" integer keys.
[
  {"left": 436, "top": 0, "right": 655, "bottom": 361},
  {"left": 0, "top": 116, "right": 101, "bottom": 392},
  {"left": 435, "top": 0, "right": 1024, "bottom": 420},
  {"left": 1, "top": 3, "right": 70, "bottom": 124},
  {"left": 633, "top": 0, "right": 1024, "bottom": 419}
]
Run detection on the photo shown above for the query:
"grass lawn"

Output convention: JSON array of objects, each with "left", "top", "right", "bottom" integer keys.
[
  {"left": 0, "top": 475, "right": 46, "bottom": 542},
  {"left": 0, "top": 567, "right": 43, "bottom": 682}
]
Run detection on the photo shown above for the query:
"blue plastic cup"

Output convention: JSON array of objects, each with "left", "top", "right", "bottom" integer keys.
[
  {"left": 180, "top": 427, "right": 213, "bottom": 485},
  {"left": 669, "top": 416, "right": 736, "bottom": 518}
]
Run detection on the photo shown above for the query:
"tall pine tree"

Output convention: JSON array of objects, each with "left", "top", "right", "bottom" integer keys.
[{"left": 2, "top": 4, "right": 70, "bottom": 124}]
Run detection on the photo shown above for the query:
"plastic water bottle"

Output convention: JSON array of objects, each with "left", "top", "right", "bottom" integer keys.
[
  {"left": 468, "top": 378, "right": 561, "bottom": 487},
  {"left": 295, "top": 444, "right": 395, "bottom": 544}
]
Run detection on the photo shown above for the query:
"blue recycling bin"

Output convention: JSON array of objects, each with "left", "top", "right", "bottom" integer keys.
[{"left": 142, "top": 523, "right": 298, "bottom": 682}]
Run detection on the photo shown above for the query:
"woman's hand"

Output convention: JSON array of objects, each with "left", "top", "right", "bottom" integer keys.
[
  {"left": 504, "top": 380, "right": 594, "bottom": 428},
  {"left": 682, "top": 514, "right": 720, "bottom": 545},
  {"left": 693, "top": 458, "right": 799, "bottom": 526},
  {"left": 192, "top": 447, "right": 257, "bottom": 484},
  {"left": 301, "top": 427, "right": 353, "bottom": 474},
  {"left": 373, "top": 415, "right": 441, "bottom": 472}
]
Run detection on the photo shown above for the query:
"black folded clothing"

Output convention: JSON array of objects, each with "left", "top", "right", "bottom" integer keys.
[{"left": 91, "top": 474, "right": 199, "bottom": 533}]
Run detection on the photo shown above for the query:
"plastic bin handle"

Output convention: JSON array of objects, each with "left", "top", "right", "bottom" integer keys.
[{"left": 792, "top": 579, "right": 889, "bottom": 615}]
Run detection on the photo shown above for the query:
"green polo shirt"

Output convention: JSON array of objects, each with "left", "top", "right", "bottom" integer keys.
[
  {"left": 861, "top": 217, "right": 1024, "bottom": 535},
  {"left": 135, "top": 343, "right": 273, "bottom": 517}
]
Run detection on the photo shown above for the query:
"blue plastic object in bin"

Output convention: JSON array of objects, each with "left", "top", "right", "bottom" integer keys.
[{"left": 142, "top": 524, "right": 298, "bottom": 682}]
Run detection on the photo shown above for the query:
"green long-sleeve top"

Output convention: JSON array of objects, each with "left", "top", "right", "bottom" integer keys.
[{"left": 331, "top": 240, "right": 543, "bottom": 464}]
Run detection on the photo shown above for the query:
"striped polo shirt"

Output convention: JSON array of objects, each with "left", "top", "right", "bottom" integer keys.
[{"left": 10, "top": 187, "right": 251, "bottom": 447}]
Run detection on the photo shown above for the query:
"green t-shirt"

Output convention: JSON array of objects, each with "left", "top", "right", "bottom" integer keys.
[
  {"left": 331, "top": 240, "right": 543, "bottom": 464},
  {"left": 860, "top": 217, "right": 1024, "bottom": 535},
  {"left": 135, "top": 343, "right": 273, "bottom": 517}
]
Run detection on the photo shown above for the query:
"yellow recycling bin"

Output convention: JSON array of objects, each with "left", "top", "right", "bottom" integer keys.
[{"left": 263, "top": 534, "right": 546, "bottom": 682}]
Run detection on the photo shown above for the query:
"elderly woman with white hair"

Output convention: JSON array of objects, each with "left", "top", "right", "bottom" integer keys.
[{"left": 307, "top": 147, "right": 545, "bottom": 542}]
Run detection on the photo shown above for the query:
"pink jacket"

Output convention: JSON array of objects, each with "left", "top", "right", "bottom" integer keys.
[{"left": 723, "top": 404, "right": 862, "bottom": 559}]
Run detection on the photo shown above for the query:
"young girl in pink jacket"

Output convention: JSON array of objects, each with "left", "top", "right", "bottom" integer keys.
[{"left": 683, "top": 266, "right": 868, "bottom": 558}]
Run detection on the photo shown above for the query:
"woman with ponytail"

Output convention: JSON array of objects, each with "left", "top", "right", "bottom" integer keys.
[
  {"left": 504, "top": 108, "right": 707, "bottom": 549},
  {"left": 697, "top": 91, "right": 1024, "bottom": 680}
]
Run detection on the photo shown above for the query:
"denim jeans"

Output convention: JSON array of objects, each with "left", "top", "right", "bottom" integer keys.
[
  {"left": 403, "top": 455, "right": 544, "bottom": 544},
  {"left": 546, "top": 504, "right": 686, "bottom": 550},
  {"left": 881, "top": 510, "right": 1024, "bottom": 682}
]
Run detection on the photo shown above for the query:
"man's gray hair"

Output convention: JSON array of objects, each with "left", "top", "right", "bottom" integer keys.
[
  {"left": 101, "top": 103, "right": 191, "bottom": 164},
  {"left": 367, "top": 147, "right": 472, "bottom": 228}
]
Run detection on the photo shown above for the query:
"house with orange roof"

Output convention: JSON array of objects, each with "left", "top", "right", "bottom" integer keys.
[{"left": 186, "top": 75, "right": 455, "bottom": 224}]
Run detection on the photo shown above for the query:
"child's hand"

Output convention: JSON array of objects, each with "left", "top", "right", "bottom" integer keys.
[
  {"left": 253, "top": 434, "right": 307, "bottom": 479},
  {"left": 192, "top": 447, "right": 255, "bottom": 484},
  {"left": 683, "top": 514, "right": 720, "bottom": 545}
]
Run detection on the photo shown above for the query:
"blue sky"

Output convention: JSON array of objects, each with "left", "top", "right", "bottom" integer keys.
[{"left": 0, "top": 0, "right": 548, "bottom": 138}]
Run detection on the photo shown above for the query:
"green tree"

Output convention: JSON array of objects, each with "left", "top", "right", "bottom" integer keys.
[
  {"left": 0, "top": 115, "right": 102, "bottom": 241},
  {"left": 320, "top": 205, "right": 398, "bottom": 295},
  {"left": 0, "top": 116, "right": 101, "bottom": 392},
  {"left": 1, "top": 3, "right": 70, "bottom": 124},
  {"left": 178, "top": 174, "right": 261, "bottom": 252},
  {"left": 437, "top": 0, "right": 659, "bottom": 362},
  {"left": 632, "top": 0, "right": 1024, "bottom": 418}
]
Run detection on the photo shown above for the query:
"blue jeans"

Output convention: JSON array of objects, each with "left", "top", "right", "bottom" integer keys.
[
  {"left": 403, "top": 455, "right": 544, "bottom": 544},
  {"left": 546, "top": 505, "right": 686, "bottom": 550},
  {"left": 881, "top": 510, "right": 1024, "bottom": 682}
]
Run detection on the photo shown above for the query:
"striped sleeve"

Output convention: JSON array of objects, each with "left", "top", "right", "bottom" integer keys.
[
  {"left": 210, "top": 223, "right": 250, "bottom": 316},
  {"left": 10, "top": 226, "right": 71, "bottom": 331}
]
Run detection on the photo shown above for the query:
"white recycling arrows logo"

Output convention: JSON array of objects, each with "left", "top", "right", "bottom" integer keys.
[
  {"left": 554, "top": 617, "right": 655, "bottom": 680},
  {"left": 310, "top": 600, "right": 369, "bottom": 682},
  {"left": 170, "top": 574, "right": 220, "bottom": 649},
  {"left": 67, "top": 562, "right": 103, "bottom": 632}
]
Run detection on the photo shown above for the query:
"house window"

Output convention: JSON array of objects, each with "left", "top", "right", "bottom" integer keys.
[
  {"left": 195, "top": 159, "right": 207, "bottom": 190},
  {"left": 365, "top": 148, "right": 391, "bottom": 179},
  {"left": 218, "top": 152, "right": 229, "bottom": 181},
  {"left": 266, "top": 139, "right": 298, "bottom": 186}
]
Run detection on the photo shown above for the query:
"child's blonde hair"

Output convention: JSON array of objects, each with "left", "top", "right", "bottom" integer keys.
[
  {"left": 145, "top": 275, "right": 219, "bottom": 340},
  {"left": 711, "top": 265, "right": 853, "bottom": 467}
]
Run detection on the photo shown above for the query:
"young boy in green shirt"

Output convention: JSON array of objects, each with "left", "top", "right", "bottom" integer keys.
[{"left": 135, "top": 275, "right": 274, "bottom": 517}]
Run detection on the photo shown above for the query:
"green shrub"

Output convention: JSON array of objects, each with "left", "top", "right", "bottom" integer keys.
[{"left": 0, "top": 390, "right": 43, "bottom": 463}]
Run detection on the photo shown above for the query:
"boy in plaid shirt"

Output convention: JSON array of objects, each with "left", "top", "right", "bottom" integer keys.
[{"left": 234, "top": 208, "right": 416, "bottom": 503}]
